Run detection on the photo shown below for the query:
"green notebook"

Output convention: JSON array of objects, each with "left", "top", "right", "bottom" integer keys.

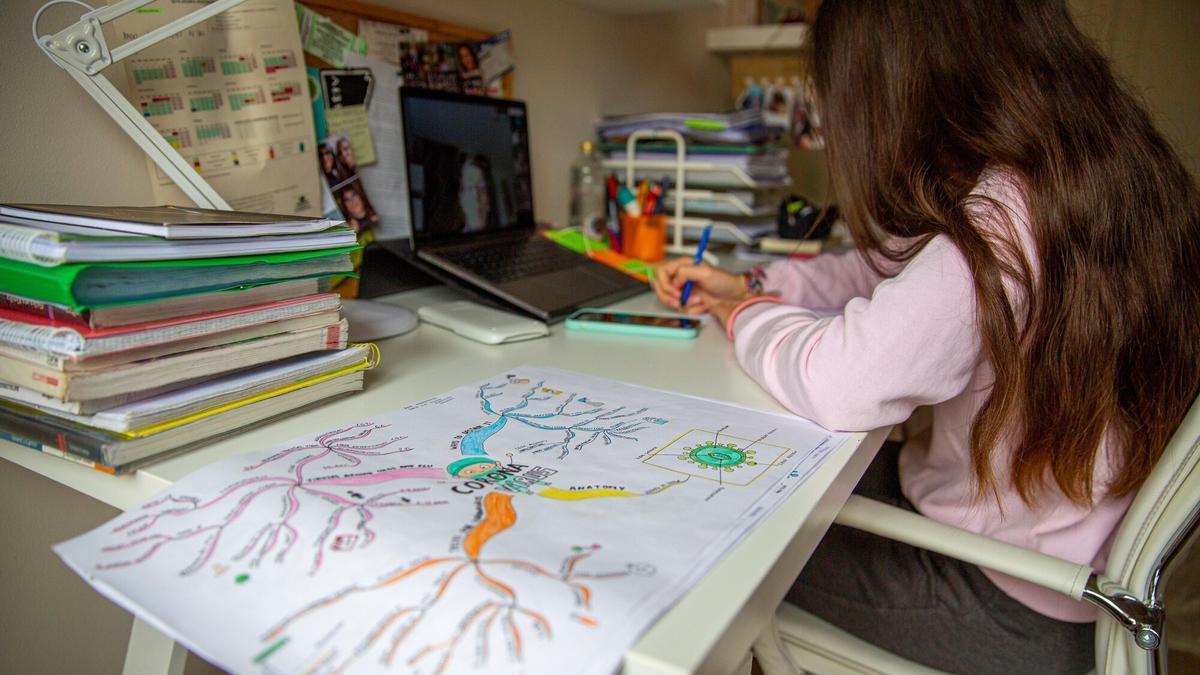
[{"left": 0, "top": 247, "right": 358, "bottom": 310}]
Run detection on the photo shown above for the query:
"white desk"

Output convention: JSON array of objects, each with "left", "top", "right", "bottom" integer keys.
[{"left": 0, "top": 285, "right": 889, "bottom": 675}]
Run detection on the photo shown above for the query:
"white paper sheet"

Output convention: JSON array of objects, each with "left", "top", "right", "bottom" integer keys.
[
  {"left": 55, "top": 366, "right": 849, "bottom": 675},
  {"left": 341, "top": 53, "right": 411, "bottom": 240},
  {"left": 357, "top": 19, "right": 428, "bottom": 66},
  {"left": 108, "top": 0, "right": 320, "bottom": 216}
]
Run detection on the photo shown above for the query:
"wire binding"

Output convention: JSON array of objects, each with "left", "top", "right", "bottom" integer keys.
[
  {"left": 0, "top": 223, "right": 60, "bottom": 266},
  {"left": 351, "top": 342, "right": 382, "bottom": 369},
  {"left": 0, "top": 319, "right": 85, "bottom": 355}
]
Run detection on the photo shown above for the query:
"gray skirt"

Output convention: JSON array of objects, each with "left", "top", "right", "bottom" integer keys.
[{"left": 787, "top": 442, "right": 1095, "bottom": 674}]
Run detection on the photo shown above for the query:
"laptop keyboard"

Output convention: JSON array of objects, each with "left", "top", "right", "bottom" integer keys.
[{"left": 436, "top": 238, "right": 585, "bottom": 284}]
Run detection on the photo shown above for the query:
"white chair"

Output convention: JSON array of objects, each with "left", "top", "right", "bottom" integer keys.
[{"left": 754, "top": 394, "right": 1200, "bottom": 675}]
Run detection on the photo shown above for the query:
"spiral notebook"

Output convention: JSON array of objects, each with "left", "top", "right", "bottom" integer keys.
[
  {"left": 0, "top": 204, "right": 340, "bottom": 239},
  {"left": 0, "top": 293, "right": 342, "bottom": 359},
  {"left": 0, "top": 220, "right": 357, "bottom": 266}
]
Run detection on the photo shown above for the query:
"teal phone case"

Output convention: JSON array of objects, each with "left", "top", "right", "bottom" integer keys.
[{"left": 565, "top": 310, "right": 699, "bottom": 339}]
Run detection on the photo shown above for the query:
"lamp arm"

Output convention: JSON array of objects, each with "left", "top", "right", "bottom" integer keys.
[
  {"left": 47, "top": 50, "right": 231, "bottom": 209},
  {"left": 37, "top": 0, "right": 248, "bottom": 74},
  {"left": 109, "top": 0, "right": 248, "bottom": 65},
  {"left": 33, "top": 0, "right": 250, "bottom": 210}
]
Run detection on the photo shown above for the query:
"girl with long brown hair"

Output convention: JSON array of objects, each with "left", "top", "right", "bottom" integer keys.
[{"left": 654, "top": 0, "right": 1200, "bottom": 670}]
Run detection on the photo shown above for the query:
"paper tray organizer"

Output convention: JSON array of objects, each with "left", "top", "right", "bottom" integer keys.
[{"left": 604, "top": 130, "right": 790, "bottom": 249}]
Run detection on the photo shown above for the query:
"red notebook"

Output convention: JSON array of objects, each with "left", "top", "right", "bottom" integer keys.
[
  {"left": 0, "top": 278, "right": 322, "bottom": 329},
  {"left": 0, "top": 293, "right": 341, "bottom": 359}
]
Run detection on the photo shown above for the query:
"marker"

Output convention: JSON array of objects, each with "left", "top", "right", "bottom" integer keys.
[
  {"left": 606, "top": 174, "right": 621, "bottom": 248},
  {"left": 642, "top": 187, "right": 658, "bottom": 215},
  {"left": 679, "top": 223, "right": 714, "bottom": 308},
  {"left": 685, "top": 118, "right": 728, "bottom": 131},
  {"left": 616, "top": 185, "right": 640, "bottom": 217}
]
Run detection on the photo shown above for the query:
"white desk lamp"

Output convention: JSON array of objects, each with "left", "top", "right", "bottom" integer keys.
[
  {"left": 32, "top": 0, "right": 420, "bottom": 339},
  {"left": 32, "top": 0, "right": 245, "bottom": 209}
]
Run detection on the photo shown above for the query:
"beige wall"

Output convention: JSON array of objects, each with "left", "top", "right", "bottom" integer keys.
[
  {"left": 0, "top": 0, "right": 730, "bottom": 226},
  {"left": 1069, "top": 0, "right": 1200, "bottom": 180}
]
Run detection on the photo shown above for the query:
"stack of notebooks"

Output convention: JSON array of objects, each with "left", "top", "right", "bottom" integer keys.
[{"left": 0, "top": 203, "right": 378, "bottom": 474}]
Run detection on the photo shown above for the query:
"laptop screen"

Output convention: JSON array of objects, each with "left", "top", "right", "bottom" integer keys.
[{"left": 400, "top": 88, "right": 535, "bottom": 243}]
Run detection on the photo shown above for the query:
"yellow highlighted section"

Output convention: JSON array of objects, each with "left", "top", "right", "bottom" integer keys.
[{"left": 537, "top": 487, "right": 636, "bottom": 501}]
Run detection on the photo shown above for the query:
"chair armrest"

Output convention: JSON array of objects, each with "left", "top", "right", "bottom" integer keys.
[{"left": 834, "top": 495, "right": 1093, "bottom": 600}]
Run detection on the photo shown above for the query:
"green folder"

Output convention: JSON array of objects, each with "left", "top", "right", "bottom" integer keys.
[
  {"left": 542, "top": 229, "right": 656, "bottom": 280},
  {"left": 0, "top": 247, "right": 358, "bottom": 310}
]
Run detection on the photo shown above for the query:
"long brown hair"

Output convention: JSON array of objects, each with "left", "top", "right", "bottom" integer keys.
[{"left": 810, "top": 0, "right": 1200, "bottom": 506}]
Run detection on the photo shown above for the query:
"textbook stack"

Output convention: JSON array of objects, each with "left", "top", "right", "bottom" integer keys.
[{"left": 0, "top": 204, "right": 378, "bottom": 474}]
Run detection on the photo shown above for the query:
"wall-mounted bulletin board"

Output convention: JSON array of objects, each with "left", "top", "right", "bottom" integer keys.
[
  {"left": 295, "top": 0, "right": 514, "bottom": 296},
  {"left": 297, "top": 0, "right": 513, "bottom": 97}
]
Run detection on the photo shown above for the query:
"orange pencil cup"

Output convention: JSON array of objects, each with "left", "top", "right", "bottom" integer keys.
[{"left": 619, "top": 214, "right": 667, "bottom": 262}]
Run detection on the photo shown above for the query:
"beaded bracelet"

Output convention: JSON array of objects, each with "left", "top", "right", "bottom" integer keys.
[{"left": 742, "top": 266, "right": 767, "bottom": 296}]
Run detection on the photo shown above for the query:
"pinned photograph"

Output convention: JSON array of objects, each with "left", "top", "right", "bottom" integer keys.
[{"left": 319, "top": 133, "right": 378, "bottom": 233}]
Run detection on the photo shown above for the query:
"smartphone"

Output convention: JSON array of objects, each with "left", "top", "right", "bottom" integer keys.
[{"left": 565, "top": 309, "right": 700, "bottom": 339}]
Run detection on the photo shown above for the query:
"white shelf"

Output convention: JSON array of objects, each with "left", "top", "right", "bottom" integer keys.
[{"left": 706, "top": 24, "right": 808, "bottom": 53}]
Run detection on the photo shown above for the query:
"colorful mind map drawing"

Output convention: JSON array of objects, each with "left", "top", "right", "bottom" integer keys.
[
  {"left": 458, "top": 377, "right": 653, "bottom": 460},
  {"left": 97, "top": 423, "right": 447, "bottom": 576},
  {"left": 54, "top": 366, "right": 850, "bottom": 675},
  {"left": 258, "top": 491, "right": 653, "bottom": 674}
]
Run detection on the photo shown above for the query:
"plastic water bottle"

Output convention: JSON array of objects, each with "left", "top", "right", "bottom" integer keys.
[{"left": 569, "top": 141, "right": 607, "bottom": 237}]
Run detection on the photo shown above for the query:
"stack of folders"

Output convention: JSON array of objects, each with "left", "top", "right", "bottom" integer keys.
[
  {"left": 596, "top": 111, "right": 790, "bottom": 188},
  {"left": 0, "top": 203, "right": 379, "bottom": 474},
  {"left": 597, "top": 111, "right": 788, "bottom": 244}
]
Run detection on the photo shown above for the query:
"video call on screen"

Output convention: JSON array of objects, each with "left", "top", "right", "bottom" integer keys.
[{"left": 403, "top": 95, "right": 535, "bottom": 238}]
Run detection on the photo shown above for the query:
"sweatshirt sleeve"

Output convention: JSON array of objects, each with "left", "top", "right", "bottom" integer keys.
[
  {"left": 733, "top": 235, "right": 981, "bottom": 431},
  {"left": 761, "top": 248, "right": 896, "bottom": 310}
]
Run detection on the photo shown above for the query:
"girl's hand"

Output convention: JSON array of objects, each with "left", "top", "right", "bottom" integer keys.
[
  {"left": 705, "top": 298, "right": 743, "bottom": 329},
  {"left": 653, "top": 258, "right": 750, "bottom": 314}
]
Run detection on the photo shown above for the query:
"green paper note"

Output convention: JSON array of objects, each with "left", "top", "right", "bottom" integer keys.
[{"left": 296, "top": 3, "right": 367, "bottom": 68}]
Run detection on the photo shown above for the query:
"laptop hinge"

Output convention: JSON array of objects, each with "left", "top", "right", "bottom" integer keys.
[{"left": 423, "top": 227, "right": 535, "bottom": 252}]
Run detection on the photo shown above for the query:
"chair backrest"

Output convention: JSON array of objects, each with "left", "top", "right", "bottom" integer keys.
[{"left": 1098, "top": 392, "right": 1200, "bottom": 673}]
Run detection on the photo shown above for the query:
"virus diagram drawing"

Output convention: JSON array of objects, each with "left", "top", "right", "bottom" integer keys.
[
  {"left": 456, "top": 376, "right": 659, "bottom": 460},
  {"left": 96, "top": 423, "right": 447, "bottom": 576},
  {"left": 257, "top": 491, "right": 655, "bottom": 674},
  {"left": 641, "top": 428, "right": 790, "bottom": 486}
]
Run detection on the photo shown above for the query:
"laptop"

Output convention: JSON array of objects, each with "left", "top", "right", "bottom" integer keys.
[{"left": 399, "top": 87, "right": 646, "bottom": 322}]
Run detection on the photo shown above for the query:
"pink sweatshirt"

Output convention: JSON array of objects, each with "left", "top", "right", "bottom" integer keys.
[{"left": 730, "top": 173, "right": 1130, "bottom": 622}]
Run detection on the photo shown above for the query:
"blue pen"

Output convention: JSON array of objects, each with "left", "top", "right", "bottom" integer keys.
[{"left": 680, "top": 223, "right": 714, "bottom": 307}]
